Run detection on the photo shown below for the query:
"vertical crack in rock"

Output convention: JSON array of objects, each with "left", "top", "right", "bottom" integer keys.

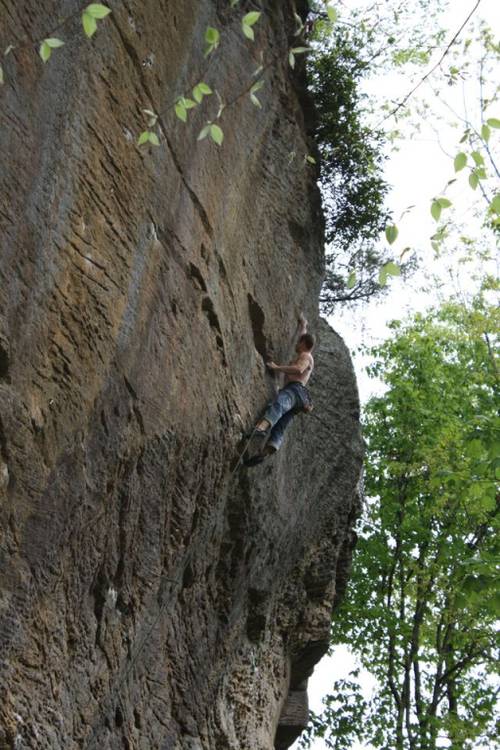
[
  {"left": 248, "top": 293, "right": 270, "bottom": 364},
  {"left": 0, "top": 335, "right": 10, "bottom": 382},
  {"left": 202, "top": 296, "right": 227, "bottom": 367}
]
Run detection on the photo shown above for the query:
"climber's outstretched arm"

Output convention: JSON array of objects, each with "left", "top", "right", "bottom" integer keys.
[{"left": 297, "top": 312, "right": 308, "bottom": 339}]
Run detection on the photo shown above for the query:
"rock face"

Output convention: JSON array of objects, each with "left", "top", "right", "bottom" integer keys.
[{"left": 0, "top": 1, "right": 363, "bottom": 748}]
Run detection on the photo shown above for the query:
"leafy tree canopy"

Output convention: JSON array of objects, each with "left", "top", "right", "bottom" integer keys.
[{"left": 301, "top": 289, "right": 500, "bottom": 750}]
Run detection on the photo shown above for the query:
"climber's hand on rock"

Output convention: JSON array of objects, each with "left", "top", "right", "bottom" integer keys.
[
  {"left": 266, "top": 361, "right": 279, "bottom": 371},
  {"left": 298, "top": 312, "right": 308, "bottom": 331}
]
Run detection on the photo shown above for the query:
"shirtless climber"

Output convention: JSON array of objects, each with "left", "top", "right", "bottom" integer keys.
[{"left": 244, "top": 314, "right": 315, "bottom": 467}]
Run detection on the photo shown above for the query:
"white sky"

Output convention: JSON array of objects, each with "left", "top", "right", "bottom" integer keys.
[
  {"left": 292, "top": 1, "right": 499, "bottom": 748},
  {"left": 333, "top": 0, "right": 499, "bottom": 402}
]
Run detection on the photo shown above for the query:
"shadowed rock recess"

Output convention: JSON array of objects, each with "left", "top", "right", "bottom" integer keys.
[{"left": 0, "top": 1, "right": 363, "bottom": 748}]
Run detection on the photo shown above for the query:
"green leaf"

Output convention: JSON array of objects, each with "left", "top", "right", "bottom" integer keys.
[
  {"left": 306, "top": 155, "right": 316, "bottom": 164},
  {"left": 183, "top": 98, "right": 197, "bottom": 109},
  {"left": 454, "top": 152, "right": 467, "bottom": 172},
  {"left": 385, "top": 225, "right": 398, "bottom": 244},
  {"left": 197, "top": 124, "right": 211, "bottom": 141},
  {"left": 294, "top": 11, "right": 304, "bottom": 35},
  {"left": 481, "top": 123, "right": 491, "bottom": 142},
  {"left": 490, "top": 194, "right": 500, "bottom": 214},
  {"left": 210, "top": 124, "right": 224, "bottom": 145},
  {"left": 204, "top": 27, "right": 220, "bottom": 55},
  {"left": 327, "top": 4, "right": 338, "bottom": 22},
  {"left": 0, "top": 63, "right": 3, "bottom": 84},
  {"left": 175, "top": 100, "right": 187, "bottom": 122},
  {"left": 251, "top": 80, "right": 265, "bottom": 94},
  {"left": 289, "top": 51, "right": 295, "bottom": 68},
  {"left": 39, "top": 41, "right": 51, "bottom": 62},
  {"left": 471, "top": 151, "right": 484, "bottom": 166},
  {"left": 85, "top": 3, "right": 111, "bottom": 18},
  {"left": 192, "top": 84, "right": 211, "bottom": 103},
  {"left": 205, "top": 27, "right": 220, "bottom": 44},
  {"left": 469, "top": 171, "right": 479, "bottom": 190},
  {"left": 250, "top": 94, "right": 262, "bottom": 108},
  {"left": 137, "top": 131, "right": 150, "bottom": 146},
  {"left": 242, "top": 24, "right": 254, "bottom": 40},
  {"left": 486, "top": 117, "right": 500, "bottom": 128},
  {"left": 148, "top": 132, "right": 160, "bottom": 146},
  {"left": 378, "top": 267, "right": 388, "bottom": 287},
  {"left": 82, "top": 11, "right": 97, "bottom": 37},
  {"left": 4, "top": 45, "right": 14, "bottom": 56},
  {"left": 347, "top": 271, "right": 356, "bottom": 289},
  {"left": 39, "top": 37, "right": 65, "bottom": 62},
  {"left": 431, "top": 200, "right": 442, "bottom": 221},
  {"left": 291, "top": 47, "right": 310, "bottom": 54},
  {"left": 45, "top": 38, "right": 65, "bottom": 48},
  {"left": 243, "top": 11, "right": 261, "bottom": 26},
  {"left": 384, "top": 262, "right": 400, "bottom": 276},
  {"left": 437, "top": 197, "right": 452, "bottom": 208}
]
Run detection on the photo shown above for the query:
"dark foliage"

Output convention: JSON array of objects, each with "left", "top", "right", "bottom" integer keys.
[{"left": 308, "top": 27, "right": 413, "bottom": 310}]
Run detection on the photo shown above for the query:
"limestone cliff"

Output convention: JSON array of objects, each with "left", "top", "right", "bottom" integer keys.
[{"left": 0, "top": 1, "right": 363, "bottom": 748}]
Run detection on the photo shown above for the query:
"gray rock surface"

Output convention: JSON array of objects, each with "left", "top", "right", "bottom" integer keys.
[{"left": 0, "top": 1, "right": 363, "bottom": 747}]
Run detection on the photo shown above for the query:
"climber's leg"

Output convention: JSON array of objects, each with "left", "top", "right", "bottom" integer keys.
[
  {"left": 266, "top": 409, "right": 296, "bottom": 453},
  {"left": 255, "top": 387, "right": 297, "bottom": 433},
  {"left": 245, "top": 410, "right": 297, "bottom": 467},
  {"left": 244, "top": 396, "right": 298, "bottom": 468}
]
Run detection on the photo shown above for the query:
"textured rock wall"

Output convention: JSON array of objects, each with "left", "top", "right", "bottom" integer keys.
[{"left": 0, "top": 1, "right": 363, "bottom": 748}]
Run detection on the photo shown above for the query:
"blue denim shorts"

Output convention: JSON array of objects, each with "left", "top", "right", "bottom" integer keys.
[{"left": 284, "top": 382, "right": 312, "bottom": 412}]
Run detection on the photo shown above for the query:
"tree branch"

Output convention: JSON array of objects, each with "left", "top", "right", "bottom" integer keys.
[{"left": 378, "top": 0, "right": 483, "bottom": 126}]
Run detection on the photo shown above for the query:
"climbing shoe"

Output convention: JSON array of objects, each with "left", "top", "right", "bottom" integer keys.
[
  {"left": 243, "top": 454, "right": 266, "bottom": 467},
  {"left": 244, "top": 427, "right": 268, "bottom": 440}
]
